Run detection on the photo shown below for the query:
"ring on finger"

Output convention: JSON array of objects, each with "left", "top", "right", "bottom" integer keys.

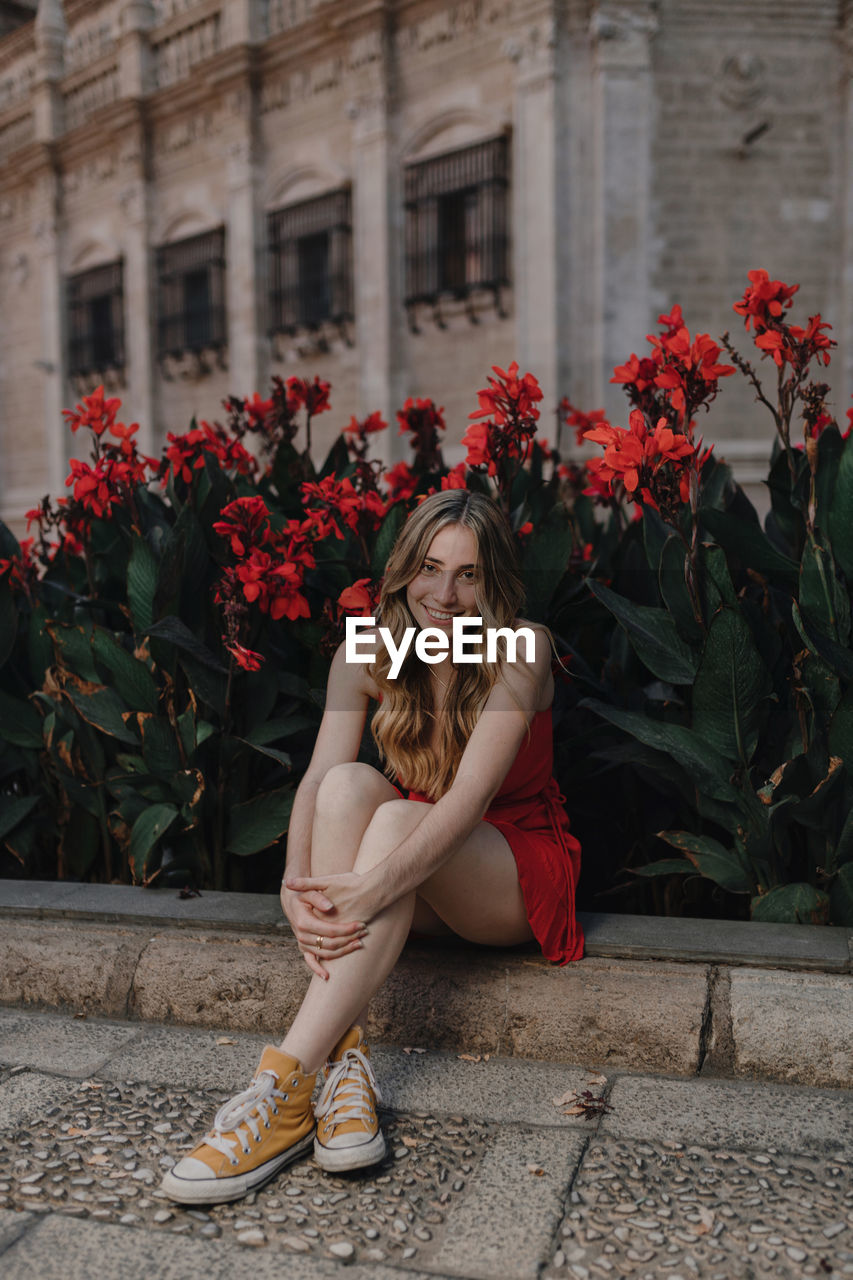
[{"left": 315, "top": 935, "right": 324, "bottom": 951}]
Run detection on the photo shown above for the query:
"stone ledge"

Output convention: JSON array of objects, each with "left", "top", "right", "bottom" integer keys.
[
  {"left": 2, "top": 880, "right": 850, "bottom": 972},
  {"left": 0, "top": 885, "right": 851, "bottom": 1088}
]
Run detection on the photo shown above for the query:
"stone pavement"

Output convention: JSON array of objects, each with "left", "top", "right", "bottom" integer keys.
[{"left": 0, "top": 1007, "right": 850, "bottom": 1280}]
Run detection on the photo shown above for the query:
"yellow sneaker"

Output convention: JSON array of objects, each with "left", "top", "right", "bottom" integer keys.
[
  {"left": 314, "top": 1026, "right": 386, "bottom": 1172},
  {"left": 160, "top": 1046, "right": 315, "bottom": 1204}
]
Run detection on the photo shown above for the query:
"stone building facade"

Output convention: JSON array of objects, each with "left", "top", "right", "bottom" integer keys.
[{"left": 0, "top": 0, "right": 849, "bottom": 528}]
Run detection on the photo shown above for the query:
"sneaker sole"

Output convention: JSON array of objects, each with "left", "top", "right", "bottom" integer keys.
[
  {"left": 160, "top": 1131, "right": 315, "bottom": 1205},
  {"left": 313, "top": 1129, "right": 387, "bottom": 1172}
]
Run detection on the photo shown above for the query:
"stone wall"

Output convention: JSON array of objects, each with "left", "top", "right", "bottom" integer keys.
[{"left": 0, "top": 0, "right": 850, "bottom": 527}]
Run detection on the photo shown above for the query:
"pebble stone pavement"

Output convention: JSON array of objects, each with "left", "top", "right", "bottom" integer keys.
[{"left": 0, "top": 1008, "right": 850, "bottom": 1280}]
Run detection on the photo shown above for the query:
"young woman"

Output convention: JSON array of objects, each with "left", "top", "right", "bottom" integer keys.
[{"left": 162, "top": 489, "right": 583, "bottom": 1205}]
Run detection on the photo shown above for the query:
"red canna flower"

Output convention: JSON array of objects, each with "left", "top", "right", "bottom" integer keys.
[
  {"left": 733, "top": 269, "right": 799, "bottom": 333},
  {"left": 301, "top": 475, "right": 387, "bottom": 539},
  {"left": 62, "top": 385, "right": 122, "bottom": 437},
  {"left": 225, "top": 641, "right": 265, "bottom": 671},
  {"left": 212, "top": 496, "right": 271, "bottom": 557},
  {"left": 383, "top": 460, "right": 419, "bottom": 502},
  {"left": 0, "top": 538, "right": 38, "bottom": 597},
  {"left": 337, "top": 578, "right": 380, "bottom": 617},
  {"left": 287, "top": 376, "right": 331, "bottom": 418},
  {"left": 440, "top": 463, "right": 468, "bottom": 491}
]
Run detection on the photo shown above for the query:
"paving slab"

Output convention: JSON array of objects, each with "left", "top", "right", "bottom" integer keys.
[
  {"left": 730, "top": 967, "right": 853, "bottom": 1087},
  {"left": 96, "top": 1023, "right": 269, "bottom": 1091},
  {"left": 0, "top": 880, "right": 84, "bottom": 914},
  {"left": 0, "top": 921, "right": 148, "bottom": 1017},
  {"left": 0, "top": 1208, "right": 33, "bottom": 1254},
  {"left": 0, "top": 1071, "right": 79, "bottom": 1131},
  {"left": 0, "top": 1214, "right": 442, "bottom": 1280},
  {"left": 544, "top": 1135, "right": 853, "bottom": 1280},
  {"left": 578, "top": 910, "right": 852, "bottom": 970},
  {"left": 602, "top": 1074, "right": 852, "bottom": 1155},
  {"left": 430, "top": 1125, "right": 587, "bottom": 1279},
  {"left": 373, "top": 1048, "right": 607, "bottom": 1128},
  {"left": 0, "top": 1008, "right": 140, "bottom": 1077}
]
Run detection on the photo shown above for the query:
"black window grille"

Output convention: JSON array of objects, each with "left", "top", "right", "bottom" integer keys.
[
  {"left": 404, "top": 136, "right": 510, "bottom": 310},
  {"left": 156, "top": 228, "right": 226, "bottom": 358},
  {"left": 268, "top": 189, "right": 353, "bottom": 334},
  {"left": 67, "top": 261, "right": 125, "bottom": 376}
]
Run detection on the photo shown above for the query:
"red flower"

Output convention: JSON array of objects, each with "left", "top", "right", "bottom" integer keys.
[
  {"left": 584, "top": 411, "right": 694, "bottom": 517},
  {"left": 0, "top": 538, "right": 38, "bottom": 596},
  {"left": 64, "top": 455, "right": 147, "bottom": 519},
  {"left": 237, "top": 549, "right": 311, "bottom": 621},
  {"left": 460, "top": 420, "right": 498, "bottom": 476},
  {"left": 62, "top": 385, "right": 122, "bottom": 437},
  {"left": 301, "top": 475, "right": 387, "bottom": 539},
  {"left": 338, "top": 578, "right": 378, "bottom": 617},
  {"left": 212, "top": 496, "right": 271, "bottom": 557},
  {"left": 733, "top": 269, "right": 799, "bottom": 333},
  {"left": 345, "top": 412, "right": 388, "bottom": 440},
  {"left": 611, "top": 353, "right": 659, "bottom": 392},
  {"left": 563, "top": 399, "right": 608, "bottom": 447},
  {"left": 287, "top": 376, "right": 331, "bottom": 417},
  {"left": 469, "top": 362, "right": 543, "bottom": 427},
  {"left": 163, "top": 422, "right": 255, "bottom": 487},
  {"left": 226, "top": 642, "right": 265, "bottom": 671},
  {"left": 440, "top": 463, "right": 468, "bottom": 491},
  {"left": 383, "top": 460, "right": 418, "bottom": 502}
]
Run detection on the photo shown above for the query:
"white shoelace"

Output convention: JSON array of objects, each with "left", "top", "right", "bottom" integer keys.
[
  {"left": 204, "top": 1070, "right": 287, "bottom": 1164},
  {"left": 314, "top": 1048, "right": 382, "bottom": 1133}
]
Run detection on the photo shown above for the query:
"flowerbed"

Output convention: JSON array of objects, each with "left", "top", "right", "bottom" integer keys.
[{"left": 0, "top": 271, "right": 851, "bottom": 926}]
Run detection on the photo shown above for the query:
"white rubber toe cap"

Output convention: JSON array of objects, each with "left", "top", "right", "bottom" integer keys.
[{"left": 168, "top": 1156, "right": 217, "bottom": 1181}]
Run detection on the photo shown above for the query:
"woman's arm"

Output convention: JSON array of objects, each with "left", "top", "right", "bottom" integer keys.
[{"left": 287, "top": 628, "right": 553, "bottom": 922}]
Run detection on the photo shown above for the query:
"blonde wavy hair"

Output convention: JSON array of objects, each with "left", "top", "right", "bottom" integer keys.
[{"left": 370, "top": 490, "right": 526, "bottom": 798}]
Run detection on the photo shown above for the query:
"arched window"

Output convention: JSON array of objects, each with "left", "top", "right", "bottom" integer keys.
[
  {"left": 156, "top": 228, "right": 226, "bottom": 359},
  {"left": 267, "top": 188, "right": 353, "bottom": 336},
  {"left": 404, "top": 135, "right": 509, "bottom": 319},
  {"left": 67, "top": 260, "right": 125, "bottom": 378}
]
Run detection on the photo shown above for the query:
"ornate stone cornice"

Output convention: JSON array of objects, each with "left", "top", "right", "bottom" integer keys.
[{"left": 590, "top": 0, "right": 658, "bottom": 70}]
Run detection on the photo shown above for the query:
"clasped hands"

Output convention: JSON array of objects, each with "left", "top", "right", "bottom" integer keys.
[{"left": 280, "top": 871, "right": 376, "bottom": 981}]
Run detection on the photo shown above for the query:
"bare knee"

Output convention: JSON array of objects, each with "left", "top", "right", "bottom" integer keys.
[
  {"left": 314, "top": 762, "right": 393, "bottom": 825},
  {"left": 354, "top": 799, "right": 428, "bottom": 872}
]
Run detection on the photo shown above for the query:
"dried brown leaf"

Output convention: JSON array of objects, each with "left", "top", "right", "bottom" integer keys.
[{"left": 216, "top": 1037, "right": 236, "bottom": 1046}]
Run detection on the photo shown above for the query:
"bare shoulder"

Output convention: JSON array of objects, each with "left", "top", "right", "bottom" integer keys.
[
  {"left": 331, "top": 633, "right": 381, "bottom": 702},
  {"left": 491, "top": 619, "right": 553, "bottom": 714}
]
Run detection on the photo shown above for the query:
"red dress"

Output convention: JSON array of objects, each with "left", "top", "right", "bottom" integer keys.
[{"left": 403, "top": 707, "right": 584, "bottom": 965}]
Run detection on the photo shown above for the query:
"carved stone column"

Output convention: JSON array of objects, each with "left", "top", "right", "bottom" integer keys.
[
  {"left": 590, "top": 0, "right": 658, "bottom": 423},
  {"left": 33, "top": 0, "right": 66, "bottom": 498},
  {"left": 118, "top": 0, "right": 155, "bottom": 98},
  {"left": 506, "top": 5, "right": 563, "bottom": 410},
  {"left": 33, "top": 174, "right": 66, "bottom": 499},
  {"left": 348, "top": 23, "right": 400, "bottom": 460},
  {"left": 226, "top": 116, "right": 264, "bottom": 401}
]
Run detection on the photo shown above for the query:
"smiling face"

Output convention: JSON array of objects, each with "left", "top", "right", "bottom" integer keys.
[{"left": 405, "top": 523, "right": 480, "bottom": 630}]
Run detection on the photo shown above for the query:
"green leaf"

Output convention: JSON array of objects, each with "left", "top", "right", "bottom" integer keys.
[
  {"left": 659, "top": 536, "right": 704, "bottom": 644},
  {"left": 633, "top": 858, "right": 696, "bottom": 878},
  {"left": 146, "top": 617, "right": 227, "bottom": 671},
  {"left": 699, "top": 507, "right": 799, "bottom": 589},
  {"left": 828, "top": 685, "right": 853, "bottom": 777},
  {"left": 800, "top": 534, "right": 840, "bottom": 642},
  {"left": 129, "top": 803, "right": 179, "bottom": 883},
  {"left": 227, "top": 786, "right": 295, "bottom": 855},
  {"left": 371, "top": 504, "right": 407, "bottom": 579},
  {"left": 0, "top": 793, "right": 40, "bottom": 841},
  {"left": 657, "top": 829, "right": 753, "bottom": 893},
  {"left": 815, "top": 423, "right": 844, "bottom": 533},
  {"left": 92, "top": 629, "right": 160, "bottom": 714},
  {"left": 790, "top": 601, "right": 853, "bottom": 681},
  {"left": 48, "top": 623, "right": 99, "bottom": 683},
  {"left": 0, "top": 580, "right": 18, "bottom": 670},
  {"left": 128, "top": 537, "right": 159, "bottom": 634},
  {"left": 750, "top": 883, "right": 830, "bottom": 925},
  {"left": 581, "top": 698, "right": 739, "bottom": 802},
  {"left": 523, "top": 509, "right": 573, "bottom": 619},
  {"left": 28, "top": 603, "right": 53, "bottom": 685},
  {"left": 139, "top": 716, "right": 183, "bottom": 774},
  {"left": 63, "top": 686, "right": 139, "bottom": 745},
  {"left": 236, "top": 737, "right": 292, "bottom": 768},
  {"left": 827, "top": 428, "right": 853, "bottom": 580},
  {"left": 587, "top": 581, "right": 698, "bottom": 685},
  {"left": 698, "top": 542, "right": 738, "bottom": 618},
  {"left": 0, "top": 689, "right": 43, "bottom": 749},
  {"left": 829, "top": 862, "right": 853, "bottom": 925},
  {"left": 246, "top": 715, "right": 318, "bottom": 745},
  {"left": 765, "top": 447, "right": 804, "bottom": 552},
  {"left": 691, "top": 608, "right": 772, "bottom": 765}
]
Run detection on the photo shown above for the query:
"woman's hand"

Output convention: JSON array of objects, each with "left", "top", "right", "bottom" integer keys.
[
  {"left": 283, "top": 871, "right": 381, "bottom": 973},
  {"left": 280, "top": 882, "right": 367, "bottom": 981}
]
